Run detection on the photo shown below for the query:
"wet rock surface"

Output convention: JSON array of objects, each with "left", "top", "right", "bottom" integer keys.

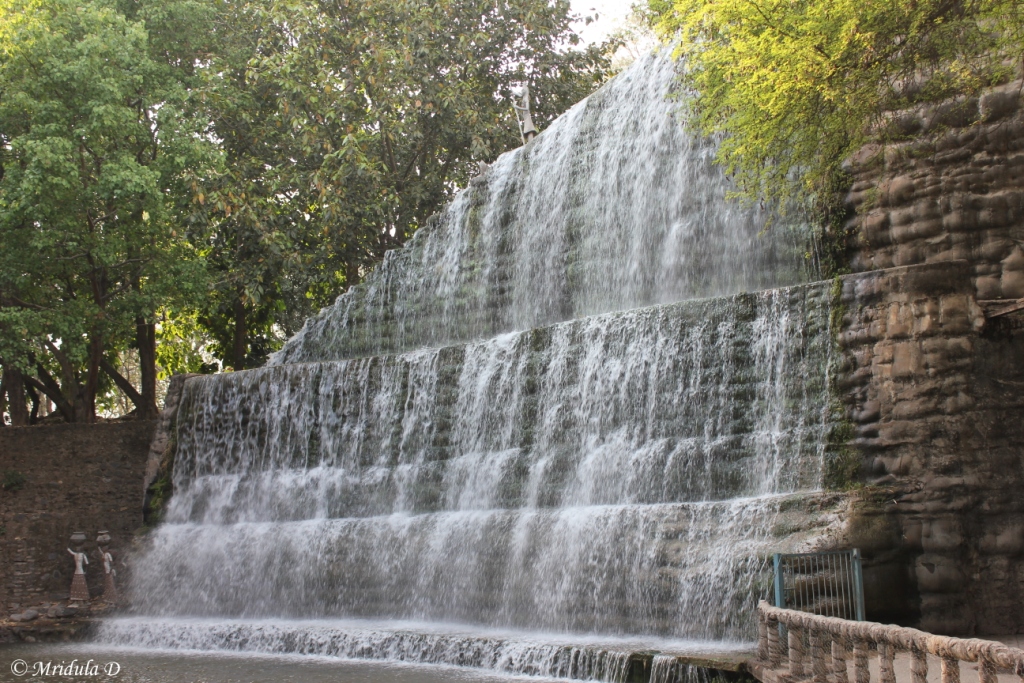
[
  {"left": 0, "top": 617, "right": 97, "bottom": 644},
  {"left": 0, "top": 601, "right": 113, "bottom": 644},
  {"left": 9, "top": 610, "right": 38, "bottom": 622},
  {"left": 841, "top": 80, "right": 1024, "bottom": 636}
]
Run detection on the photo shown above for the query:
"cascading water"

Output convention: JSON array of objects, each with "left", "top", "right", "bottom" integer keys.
[
  {"left": 99, "top": 51, "right": 845, "bottom": 681},
  {"left": 269, "top": 53, "right": 811, "bottom": 364}
]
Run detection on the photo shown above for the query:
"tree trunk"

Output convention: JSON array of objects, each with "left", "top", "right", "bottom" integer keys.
[
  {"left": 346, "top": 259, "right": 361, "bottom": 291},
  {"left": 2, "top": 366, "right": 29, "bottom": 426},
  {"left": 100, "top": 358, "right": 146, "bottom": 411},
  {"left": 28, "top": 369, "right": 75, "bottom": 422},
  {"left": 78, "top": 334, "right": 103, "bottom": 423},
  {"left": 136, "top": 317, "right": 158, "bottom": 417},
  {"left": 232, "top": 296, "right": 247, "bottom": 371},
  {"left": 25, "top": 381, "right": 40, "bottom": 423},
  {"left": 44, "top": 341, "right": 80, "bottom": 420}
]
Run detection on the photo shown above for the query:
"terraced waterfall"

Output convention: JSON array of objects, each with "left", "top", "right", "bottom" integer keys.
[{"left": 99, "top": 53, "right": 845, "bottom": 681}]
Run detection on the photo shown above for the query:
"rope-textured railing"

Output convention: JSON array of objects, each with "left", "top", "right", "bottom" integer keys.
[{"left": 757, "top": 601, "right": 1024, "bottom": 683}]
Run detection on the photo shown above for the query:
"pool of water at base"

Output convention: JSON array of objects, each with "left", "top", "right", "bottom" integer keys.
[{"left": 0, "top": 643, "right": 566, "bottom": 683}]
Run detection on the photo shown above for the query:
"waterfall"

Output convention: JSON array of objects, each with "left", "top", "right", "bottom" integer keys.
[
  {"left": 101, "top": 51, "right": 843, "bottom": 680},
  {"left": 650, "top": 656, "right": 722, "bottom": 683},
  {"left": 269, "top": 53, "right": 811, "bottom": 364}
]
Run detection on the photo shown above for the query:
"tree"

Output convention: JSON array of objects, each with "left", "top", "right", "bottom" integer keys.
[
  {"left": 0, "top": 0, "right": 215, "bottom": 421},
  {"left": 0, "top": 0, "right": 614, "bottom": 420},
  {"left": 191, "top": 0, "right": 613, "bottom": 369},
  {"left": 651, "top": 0, "right": 1024, "bottom": 211}
]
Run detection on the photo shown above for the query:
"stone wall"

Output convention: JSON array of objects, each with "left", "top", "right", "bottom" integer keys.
[
  {"left": 845, "top": 79, "right": 1024, "bottom": 301},
  {"left": 0, "top": 421, "right": 155, "bottom": 614},
  {"left": 839, "top": 78, "right": 1024, "bottom": 635},
  {"left": 840, "top": 157, "right": 1024, "bottom": 633}
]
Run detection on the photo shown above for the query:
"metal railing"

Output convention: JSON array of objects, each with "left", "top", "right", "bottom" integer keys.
[
  {"left": 773, "top": 549, "right": 865, "bottom": 621},
  {"left": 755, "top": 601, "right": 1024, "bottom": 683}
]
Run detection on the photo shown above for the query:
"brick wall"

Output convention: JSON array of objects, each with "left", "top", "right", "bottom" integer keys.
[{"left": 0, "top": 421, "right": 154, "bottom": 613}]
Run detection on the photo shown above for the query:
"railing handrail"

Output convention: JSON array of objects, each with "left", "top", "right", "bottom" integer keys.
[
  {"left": 758, "top": 601, "right": 1024, "bottom": 674},
  {"left": 775, "top": 550, "right": 865, "bottom": 558}
]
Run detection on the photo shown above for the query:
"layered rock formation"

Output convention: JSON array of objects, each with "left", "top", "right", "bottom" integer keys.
[
  {"left": 840, "top": 81, "right": 1024, "bottom": 635},
  {"left": 846, "top": 79, "right": 1024, "bottom": 301}
]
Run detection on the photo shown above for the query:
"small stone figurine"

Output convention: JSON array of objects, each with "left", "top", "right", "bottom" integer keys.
[
  {"left": 512, "top": 85, "right": 538, "bottom": 144},
  {"left": 96, "top": 530, "right": 117, "bottom": 603},
  {"left": 67, "top": 547, "right": 90, "bottom": 601}
]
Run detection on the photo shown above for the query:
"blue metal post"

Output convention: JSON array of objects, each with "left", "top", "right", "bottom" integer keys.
[
  {"left": 773, "top": 553, "right": 785, "bottom": 608},
  {"left": 851, "top": 548, "right": 866, "bottom": 621}
]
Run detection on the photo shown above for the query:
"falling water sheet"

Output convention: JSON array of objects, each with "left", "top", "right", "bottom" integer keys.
[
  {"left": 126, "top": 282, "right": 840, "bottom": 641},
  {"left": 271, "top": 52, "right": 815, "bottom": 365}
]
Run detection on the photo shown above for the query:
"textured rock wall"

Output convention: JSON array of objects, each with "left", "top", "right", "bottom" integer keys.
[
  {"left": 845, "top": 79, "right": 1024, "bottom": 301},
  {"left": 841, "top": 80, "right": 1024, "bottom": 635},
  {"left": 0, "top": 421, "right": 154, "bottom": 614},
  {"left": 837, "top": 262, "right": 1024, "bottom": 635}
]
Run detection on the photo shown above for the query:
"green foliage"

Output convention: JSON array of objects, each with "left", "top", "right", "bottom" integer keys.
[
  {"left": 188, "top": 0, "right": 613, "bottom": 369},
  {"left": 1, "top": 469, "right": 26, "bottom": 491},
  {"left": 0, "top": 0, "right": 612, "bottom": 411},
  {"left": 155, "top": 309, "right": 219, "bottom": 377},
  {"left": 143, "top": 414, "right": 177, "bottom": 525},
  {"left": 143, "top": 473, "right": 171, "bottom": 526},
  {"left": 652, "top": 0, "right": 1024, "bottom": 209},
  {"left": 825, "top": 275, "right": 859, "bottom": 490},
  {"left": 0, "top": 0, "right": 217, "bottom": 419}
]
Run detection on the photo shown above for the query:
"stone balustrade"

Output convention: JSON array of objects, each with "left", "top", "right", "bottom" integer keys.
[{"left": 755, "top": 601, "right": 1024, "bottom": 683}]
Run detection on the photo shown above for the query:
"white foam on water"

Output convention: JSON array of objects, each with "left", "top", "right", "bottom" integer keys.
[{"left": 97, "top": 618, "right": 749, "bottom": 682}]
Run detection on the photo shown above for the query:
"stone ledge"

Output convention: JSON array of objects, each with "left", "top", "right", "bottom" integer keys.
[{"left": 0, "top": 617, "right": 98, "bottom": 644}]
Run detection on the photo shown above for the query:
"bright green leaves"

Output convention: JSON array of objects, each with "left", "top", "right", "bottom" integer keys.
[{"left": 653, "top": 0, "right": 1024, "bottom": 210}]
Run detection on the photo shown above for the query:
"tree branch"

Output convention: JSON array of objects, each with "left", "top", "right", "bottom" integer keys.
[
  {"left": 43, "top": 339, "right": 76, "bottom": 387},
  {"left": 99, "top": 357, "right": 145, "bottom": 409},
  {"left": 26, "top": 370, "right": 74, "bottom": 422}
]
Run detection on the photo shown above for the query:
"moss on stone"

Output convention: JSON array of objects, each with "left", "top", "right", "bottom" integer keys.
[
  {"left": 143, "top": 419, "right": 178, "bottom": 529},
  {"left": 824, "top": 274, "right": 860, "bottom": 490}
]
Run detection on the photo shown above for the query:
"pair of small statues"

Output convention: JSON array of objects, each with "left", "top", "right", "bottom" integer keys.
[{"left": 67, "top": 531, "right": 117, "bottom": 603}]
